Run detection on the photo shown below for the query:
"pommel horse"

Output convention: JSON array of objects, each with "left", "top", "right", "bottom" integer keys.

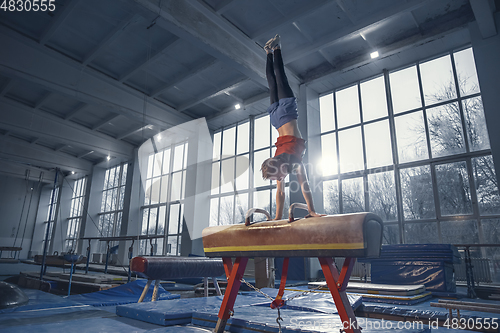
[
  {"left": 202, "top": 203, "right": 383, "bottom": 333},
  {"left": 130, "top": 256, "right": 225, "bottom": 301}
]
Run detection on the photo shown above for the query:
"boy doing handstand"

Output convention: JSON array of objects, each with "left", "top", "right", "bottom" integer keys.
[{"left": 261, "top": 35, "right": 323, "bottom": 220}]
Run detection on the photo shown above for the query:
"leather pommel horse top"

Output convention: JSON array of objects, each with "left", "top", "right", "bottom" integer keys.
[{"left": 202, "top": 212, "right": 383, "bottom": 258}]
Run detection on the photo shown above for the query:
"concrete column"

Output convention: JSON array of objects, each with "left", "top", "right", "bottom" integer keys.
[
  {"left": 0, "top": 175, "right": 41, "bottom": 259},
  {"left": 52, "top": 176, "right": 73, "bottom": 254},
  {"left": 30, "top": 184, "right": 51, "bottom": 257},
  {"left": 77, "top": 172, "right": 93, "bottom": 255},
  {"left": 183, "top": 128, "right": 213, "bottom": 256},
  {"left": 118, "top": 159, "right": 138, "bottom": 265},
  {"left": 82, "top": 165, "right": 105, "bottom": 256}
]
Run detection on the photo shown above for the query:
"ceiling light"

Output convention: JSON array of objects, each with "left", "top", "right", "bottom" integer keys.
[
  {"left": 370, "top": 51, "right": 379, "bottom": 59},
  {"left": 71, "top": 171, "right": 75, "bottom": 175},
  {"left": 235, "top": 104, "right": 241, "bottom": 110},
  {"left": 107, "top": 155, "right": 111, "bottom": 161}
]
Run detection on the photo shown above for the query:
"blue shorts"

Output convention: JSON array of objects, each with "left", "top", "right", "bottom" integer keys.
[{"left": 267, "top": 97, "right": 298, "bottom": 129}]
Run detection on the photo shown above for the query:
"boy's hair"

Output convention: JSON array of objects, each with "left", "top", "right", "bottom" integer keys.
[{"left": 261, "top": 153, "right": 298, "bottom": 179}]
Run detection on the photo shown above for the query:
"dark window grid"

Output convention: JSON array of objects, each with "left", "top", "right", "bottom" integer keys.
[
  {"left": 70, "top": 178, "right": 86, "bottom": 218},
  {"left": 66, "top": 178, "right": 86, "bottom": 249},
  {"left": 46, "top": 187, "right": 59, "bottom": 221},
  {"left": 99, "top": 164, "right": 127, "bottom": 242},
  {"left": 212, "top": 119, "right": 268, "bottom": 225},
  {"left": 42, "top": 185, "right": 60, "bottom": 254},
  {"left": 414, "top": 54, "right": 483, "bottom": 243},
  {"left": 65, "top": 217, "right": 81, "bottom": 246},
  {"left": 214, "top": 121, "right": 249, "bottom": 161},
  {"left": 320, "top": 49, "right": 495, "bottom": 244},
  {"left": 141, "top": 143, "right": 187, "bottom": 254},
  {"left": 249, "top": 117, "right": 276, "bottom": 221}
]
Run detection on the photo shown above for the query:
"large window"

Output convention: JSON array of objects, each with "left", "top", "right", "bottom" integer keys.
[
  {"left": 42, "top": 186, "right": 59, "bottom": 253},
  {"left": 65, "top": 177, "right": 86, "bottom": 252},
  {"left": 140, "top": 142, "right": 188, "bottom": 255},
  {"left": 211, "top": 121, "right": 251, "bottom": 225},
  {"left": 210, "top": 117, "right": 292, "bottom": 225},
  {"left": 98, "top": 163, "right": 128, "bottom": 253},
  {"left": 319, "top": 47, "right": 499, "bottom": 246}
]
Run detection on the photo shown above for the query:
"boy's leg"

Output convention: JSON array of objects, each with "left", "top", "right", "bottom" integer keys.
[
  {"left": 266, "top": 53, "right": 279, "bottom": 105},
  {"left": 273, "top": 49, "right": 294, "bottom": 100}
]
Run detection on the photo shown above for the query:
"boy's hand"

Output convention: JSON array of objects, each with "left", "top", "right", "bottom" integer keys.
[{"left": 305, "top": 212, "right": 326, "bottom": 218}]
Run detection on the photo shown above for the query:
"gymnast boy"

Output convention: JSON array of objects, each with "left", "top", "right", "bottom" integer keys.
[{"left": 260, "top": 34, "right": 323, "bottom": 220}]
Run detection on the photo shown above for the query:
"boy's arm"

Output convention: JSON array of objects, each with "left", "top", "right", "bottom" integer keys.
[
  {"left": 295, "top": 162, "right": 324, "bottom": 217},
  {"left": 274, "top": 179, "right": 285, "bottom": 220}
]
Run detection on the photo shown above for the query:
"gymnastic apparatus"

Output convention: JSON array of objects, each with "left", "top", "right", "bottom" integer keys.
[
  {"left": 202, "top": 203, "right": 384, "bottom": 333},
  {"left": 130, "top": 256, "right": 225, "bottom": 301}
]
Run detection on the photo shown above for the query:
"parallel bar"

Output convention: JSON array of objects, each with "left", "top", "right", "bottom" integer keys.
[
  {"left": 437, "top": 299, "right": 500, "bottom": 309},
  {"left": 431, "top": 302, "right": 500, "bottom": 315},
  {"left": 212, "top": 277, "right": 222, "bottom": 296}
]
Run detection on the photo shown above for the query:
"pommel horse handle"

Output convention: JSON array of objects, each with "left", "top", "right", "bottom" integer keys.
[
  {"left": 245, "top": 208, "right": 271, "bottom": 226},
  {"left": 288, "top": 202, "right": 309, "bottom": 222}
]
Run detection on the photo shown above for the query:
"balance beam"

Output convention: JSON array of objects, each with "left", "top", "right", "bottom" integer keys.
[
  {"left": 202, "top": 204, "right": 383, "bottom": 333},
  {"left": 130, "top": 256, "right": 225, "bottom": 301}
]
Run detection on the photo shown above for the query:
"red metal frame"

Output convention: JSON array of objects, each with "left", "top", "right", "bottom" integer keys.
[
  {"left": 319, "top": 257, "right": 360, "bottom": 333},
  {"left": 271, "top": 257, "right": 289, "bottom": 309},
  {"left": 214, "top": 256, "right": 360, "bottom": 333},
  {"left": 214, "top": 257, "right": 249, "bottom": 332}
]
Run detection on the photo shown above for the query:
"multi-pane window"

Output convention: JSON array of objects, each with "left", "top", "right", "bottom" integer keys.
[
  {"left": 65, "top": 177, "right": 86, "bottom": 252},
  {"left": 43, "top": 186, "right": 59, "bottom": 252},
  {"left": 98, "top": 163, "right": 128, "bottom": 252},
  {"left": 140, "top": 142, "right": 188, "bottom": 256},
  {"left": 211, "top": 121, "right": 254, "bottom": 226},
  {"left": 210, "top": 118, "right": 292, "bottom": 225},
  {"left": 319, "top": 47, "right": 499, "bottom": 246}
]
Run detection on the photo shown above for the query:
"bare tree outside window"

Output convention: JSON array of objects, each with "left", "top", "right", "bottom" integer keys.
[{"left": 368, "top": 171, "right": 397, "bottom": 221}]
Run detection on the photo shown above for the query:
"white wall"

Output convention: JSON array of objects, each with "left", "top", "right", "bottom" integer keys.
[{"left": 0, "top": 175, "right": 42, "bottom": 259}]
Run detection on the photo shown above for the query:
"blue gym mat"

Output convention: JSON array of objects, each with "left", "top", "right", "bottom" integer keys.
[
  {"left": 249, "top": 287, "right": 363, "bottom": 313},
  {"left": 116, "top": 294, "right": 266, "bottom": 326},
  {"left": 192, "top": 306, "right": 431, "bottom": 333},
  {"left": 67, "top": 279, "right": 180, "bottom": 306},
  {"left": 0, "top": 317, "right": 151, "bottom": 333},
  {"left": 0, "top": 288, "right": 116, "bottom": 329},
  {"left": 0, "top": 287, "right": 84, "bottom": 314}
]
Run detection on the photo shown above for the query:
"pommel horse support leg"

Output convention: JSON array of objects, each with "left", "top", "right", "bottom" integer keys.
[{"left": 203, "top": 208, "right": 383, "bottom": 333}]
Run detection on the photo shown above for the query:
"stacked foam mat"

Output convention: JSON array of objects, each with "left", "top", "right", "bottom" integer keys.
[
  {"left": 307, "top": 282, "right": 433, "bottom": 305},
  {"left": 363, "top": 244, "right": 461, "bottom": 297}
]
